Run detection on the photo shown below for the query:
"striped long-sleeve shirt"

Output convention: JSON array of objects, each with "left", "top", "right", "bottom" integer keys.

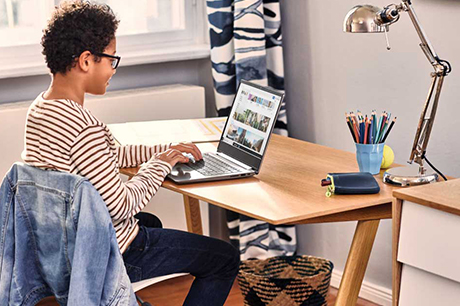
[{"left": 22, "top": 93, "right": 172, "bottom": 253}]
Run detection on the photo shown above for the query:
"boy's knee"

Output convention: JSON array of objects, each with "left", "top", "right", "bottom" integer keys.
[
  {"left": 209, "top": 238, "right": 240, "bottom": 278},
  {"left": 227, "top": 243, "right": 241, "bottom": 276}
]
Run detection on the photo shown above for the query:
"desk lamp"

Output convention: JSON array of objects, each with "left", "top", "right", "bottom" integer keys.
[{"left": 343, "top": 1, "right": 451, "bottom": 186}]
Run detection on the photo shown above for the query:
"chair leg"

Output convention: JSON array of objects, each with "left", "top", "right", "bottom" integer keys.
[{"left": 135, "top": 293, "right": 153, "bottom": 306}]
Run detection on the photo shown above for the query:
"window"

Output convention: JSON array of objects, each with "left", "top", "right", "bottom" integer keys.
[
  {"left": 0, "top": 0, "right": 54, "bottom": 48},
  {"left": 0, "top": 0, "right": 209, "bottom": 78},
  {"left": 104, "top": 0, "right": 185, "bottom": 36}
]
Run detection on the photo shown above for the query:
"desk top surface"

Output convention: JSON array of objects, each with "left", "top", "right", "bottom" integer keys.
[
  {"left": 122, "top": 134, "right": 400, "bottom": 224},
  {"left": 393, "top": 178, "right": 460, "bottom": 217}
]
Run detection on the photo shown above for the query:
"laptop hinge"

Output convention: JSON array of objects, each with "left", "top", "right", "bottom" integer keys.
[{"left": 215, "top": 152, "right": 253, "bottom": 170}]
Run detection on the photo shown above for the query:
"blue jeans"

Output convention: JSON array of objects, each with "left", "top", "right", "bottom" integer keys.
[{"left": 123, "top": 218, "right": 240, "bottom": 306}]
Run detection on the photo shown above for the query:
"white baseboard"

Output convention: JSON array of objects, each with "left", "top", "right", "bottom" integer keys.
[{"left": 330, "top": 270, "right": 392, "bottom": 306}]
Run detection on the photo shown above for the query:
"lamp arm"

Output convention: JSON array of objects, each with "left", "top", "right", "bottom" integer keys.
[
  {"left": 401, "top": 0, "right": 441, "bottom": 69},
  {"left": 398, "top": 0, "right": 448, "bottom": 169},
  {"left": 408, "top": 74, "right": 445, "bottom": 169}
]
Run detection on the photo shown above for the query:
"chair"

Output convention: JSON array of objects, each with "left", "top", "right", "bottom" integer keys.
[
  {"left": 0, "top": 164, "right": 187, "bottom": 306},
  {"left": 132, "top": 274, "right": 188, "bottom": 306},
  {"left": 0, "top": 163, "right": 136, "bottom": 305}
]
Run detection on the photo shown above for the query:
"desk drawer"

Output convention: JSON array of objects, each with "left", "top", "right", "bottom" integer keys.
[
  {"left": 398, "top": 201, "right": 460, "bottom": 283},
  {"left": 399, "top": 264, "right": 460, "bottom": 305}
]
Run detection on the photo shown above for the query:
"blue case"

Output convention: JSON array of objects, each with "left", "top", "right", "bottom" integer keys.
[{"left": 323, "top": 172, "right": 380, "bottom": 197}]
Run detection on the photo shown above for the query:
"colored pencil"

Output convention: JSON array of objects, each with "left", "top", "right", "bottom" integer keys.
[
  {"left": 379, "top": 112, "right": 388, "bottom": 141},
  {"left": 379, "top": 116, "right": 389, "bottom": 143},
  {"left": 351, "top": 116, "right": 360, "bottom": 143},
  {"left": 368, "top": 118, "right": 373, "bottom": 144},
  {"left": 346, "top": 110, "right": 396, "bottom": 144},
  {"left": 364, "top": 117, "right": 369, "bottom": 144},
  {"left": 345, "top": 114, "right": 357, "bottom": 142},
  {"left": 372, "top": 111, "right": 377, "bottom": 142},
  {"left": 381, "top": 117, "right": 397, "bottom": 143},
  {"left": 375, "top": 111, "right": 385, "bottom": 144}
]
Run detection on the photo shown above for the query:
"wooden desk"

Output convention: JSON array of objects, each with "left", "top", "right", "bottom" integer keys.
[
  {"left": 393, "top": 179, "right": 460, "bottom": 305},
  {"left": 122, "top": 134, "right": 399, "bottom": 305}
]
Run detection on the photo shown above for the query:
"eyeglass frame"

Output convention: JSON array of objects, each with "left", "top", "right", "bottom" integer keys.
[{"left": 94, "top": 52, "right": 121, "bottom": 69}]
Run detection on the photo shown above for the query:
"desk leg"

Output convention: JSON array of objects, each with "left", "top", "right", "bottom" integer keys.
[
  {"left": 183, "top": 195, "right": 203, "bottom": 235},
  {"left": 335, "top": 219, "right": 380, "bottom": 306}
]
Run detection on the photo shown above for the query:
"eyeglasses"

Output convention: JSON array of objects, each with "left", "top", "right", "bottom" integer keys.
[{"left": 94, "top": 53, "right": 121, "bottom": 69}]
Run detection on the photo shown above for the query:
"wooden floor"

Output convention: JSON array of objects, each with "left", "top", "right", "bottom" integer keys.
[{"left": 37, "top": 275, "right": 379, "bottom": 305}]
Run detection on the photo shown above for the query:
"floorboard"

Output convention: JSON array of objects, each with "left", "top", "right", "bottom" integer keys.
[{"left": 37, "top": 275, "right": 380, "bottom": 305}]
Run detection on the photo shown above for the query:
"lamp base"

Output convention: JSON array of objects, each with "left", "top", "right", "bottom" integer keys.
[{"left": 383, "top": 165, "right": 438, "bottom": 187}]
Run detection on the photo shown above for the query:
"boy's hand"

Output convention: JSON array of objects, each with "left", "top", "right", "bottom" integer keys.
[
  {"left": 156, "top": 149, "right": 189, "bottom": 167},
  {"left": 170, "top": 142, "right": 203, "bottom": 162}
]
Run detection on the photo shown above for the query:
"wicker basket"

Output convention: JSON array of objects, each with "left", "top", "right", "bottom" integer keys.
[{"left": 237, "top": 255, "right": 334, "bottom": 306}]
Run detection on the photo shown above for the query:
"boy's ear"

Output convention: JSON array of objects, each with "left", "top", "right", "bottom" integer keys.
[{"left": 77, "top": 51, "right": 92, "bottom": 72}]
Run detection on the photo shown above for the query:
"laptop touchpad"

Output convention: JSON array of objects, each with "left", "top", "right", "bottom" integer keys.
[{"left": 170, "top": 165, "right": 193, "bottom": 178}]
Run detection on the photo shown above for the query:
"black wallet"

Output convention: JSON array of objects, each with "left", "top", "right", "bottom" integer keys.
[{"left": 321, "top": 172, "right": 380, "bottom": 197}]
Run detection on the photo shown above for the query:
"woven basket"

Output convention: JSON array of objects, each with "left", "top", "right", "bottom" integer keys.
[{"left": 237, "top": 255, "right": 334, "bottom": 306}]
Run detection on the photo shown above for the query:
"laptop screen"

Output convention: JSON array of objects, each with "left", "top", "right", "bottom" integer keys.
[{"left": 221, "top": 81, "right": 283, "bottom": 160}]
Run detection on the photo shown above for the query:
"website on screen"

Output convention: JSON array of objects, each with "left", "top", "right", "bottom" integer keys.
[{"left": 222, "top": 83, "right": 281, "bottom": 157}]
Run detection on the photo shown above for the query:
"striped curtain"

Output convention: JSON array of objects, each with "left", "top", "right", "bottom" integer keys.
[{"left": 206, "top": 0, "right": 296, "bottom": 260}]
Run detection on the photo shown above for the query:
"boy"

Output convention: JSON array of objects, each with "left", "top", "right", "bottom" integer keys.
[{"left": 22, "top": 1, "right": 239, "bottom": 305}]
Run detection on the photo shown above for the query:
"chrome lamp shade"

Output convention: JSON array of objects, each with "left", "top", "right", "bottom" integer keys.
[{"left": 343, "top": 5, "right": 388, "bottom": 33}]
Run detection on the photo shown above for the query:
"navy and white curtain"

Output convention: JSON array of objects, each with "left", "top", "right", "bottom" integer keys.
[{"left": 206, "top": 0, "right": 296, "bottom": 260}]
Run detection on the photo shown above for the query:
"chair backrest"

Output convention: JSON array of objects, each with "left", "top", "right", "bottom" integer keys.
[{"left": 0, "top": 163, "right": 136, "bottom": 306}]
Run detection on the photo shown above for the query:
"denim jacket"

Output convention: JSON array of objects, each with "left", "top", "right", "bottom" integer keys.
[{"left": 0, "top": 163, "right": 136, "bottom": 306}]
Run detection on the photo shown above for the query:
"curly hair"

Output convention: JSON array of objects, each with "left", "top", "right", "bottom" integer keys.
[{"left": 41, "top": 1, "right": 119, "bottom": 75}]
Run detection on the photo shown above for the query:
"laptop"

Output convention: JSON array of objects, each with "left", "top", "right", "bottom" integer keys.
[{"left": 168, "top": 80, "right": 284, "bottom": 184}]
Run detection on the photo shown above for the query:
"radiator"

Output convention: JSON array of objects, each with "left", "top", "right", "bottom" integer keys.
[{"left": 0, "top": 84, "right": 209, "bottom": 235}]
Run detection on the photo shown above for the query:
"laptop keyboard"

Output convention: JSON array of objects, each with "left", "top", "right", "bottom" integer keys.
[{"left": 186, "top": 153, "right": 242, "bottom": 176}]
